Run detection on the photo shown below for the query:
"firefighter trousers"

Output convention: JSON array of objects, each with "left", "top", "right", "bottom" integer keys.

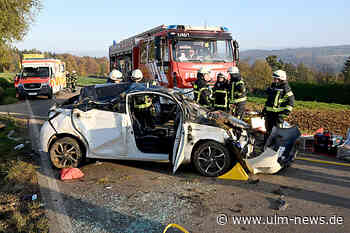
[{"left": 231, "top": 102, "right": 246, "bottom": 119}]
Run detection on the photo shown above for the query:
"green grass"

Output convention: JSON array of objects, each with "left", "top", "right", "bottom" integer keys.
[
  {"left": 248, "top": 96, "right": 350, "bottom": 110},
  {"left": 77, "top": 76, "right": 107, "bottom": 86},
  {"left": 0, "top": 73, "right": 18, "bottom": 105},
  {"left": 0, "top": 116, "right": 48, "bottom": 233}
]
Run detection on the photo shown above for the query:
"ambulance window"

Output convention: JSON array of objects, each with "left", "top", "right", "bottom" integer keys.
[
  {"left": 148, "top": 41, "right": 155, "bottom": 62},
  {"left": 140, "top": 42, "right": 148, "bottom": 64}
]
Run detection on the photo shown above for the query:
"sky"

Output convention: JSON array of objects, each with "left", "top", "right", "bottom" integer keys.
[{"left": 15, "top": 0, "right": 350, "bottom": 57}]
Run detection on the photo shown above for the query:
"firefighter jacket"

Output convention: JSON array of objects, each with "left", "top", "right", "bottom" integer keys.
[
  {"left": 212, "top": 81, "right": 230, "bottom": 109},
  {"left": 229, "top": 77, "right": 247, "bottom": 104},
  {"left": 134, "top": 95, "right": 152, "bottom": 109},
  {"left": 264, "top": 82, "right": 294, "bottom": 117},
  {"left": 193, "top": 78, "right": 212, "bottom": 107}
]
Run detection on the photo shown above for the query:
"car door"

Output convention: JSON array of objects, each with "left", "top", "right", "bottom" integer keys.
[
  {"left": 73, "top": 108, "right": 128, "bottom": 157},
  {"left": 172, "top": 107, "right": 188, "bottom": 174}
]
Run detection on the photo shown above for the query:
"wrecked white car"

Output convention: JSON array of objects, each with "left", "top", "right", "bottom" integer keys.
[{"left": 40, "top": 83, "right": 300, "bottom": 177}]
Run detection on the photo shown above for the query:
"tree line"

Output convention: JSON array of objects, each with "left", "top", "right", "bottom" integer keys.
[
  {"left": 240, "top": 55, "right": 350, "bottom": 94},
  {"left": 0, "top": 48, "right": 109, "bottom": 77}
]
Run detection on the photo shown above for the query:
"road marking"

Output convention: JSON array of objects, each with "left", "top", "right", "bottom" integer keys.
[
  {"left": 25, "top": 99, "right": 73, "bottom": 233},
  {"left": 296, "top": 157, "right": 350, "bottom": 167}
]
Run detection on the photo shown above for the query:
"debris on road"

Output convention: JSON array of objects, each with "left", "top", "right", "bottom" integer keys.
[
  {"left": 0, "top": 122, "right": 5, "bottom": 131},
  {"left": 272, "top": 188, "right": 285, "bottom": 196},
  {"left": 95, "top": 161, "right": 103, "bottom": 165},
  {"left": 7, "top": 129, "right": 22, "bottom": 141},
  {"left": 276, "top": 197, "right": 288, "bottom": 211},
  {"left": 31, "top": 194, "right": 38, "bottom": 201},
  {"left": 13, "top": 143, "right": 24, "bottom": 150},
  {"left": 60, "top": 168, "right": 84, "bottom": 181}
]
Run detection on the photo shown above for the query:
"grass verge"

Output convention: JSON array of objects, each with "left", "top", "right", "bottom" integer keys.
[
  {"left": 0, "top": 115, "right": 48, "bottom": 233},
  {"left": 77, "top": 76, "right": 107, "bottom": 86},
  {"left": 0, "top": 73, "right": 18, "bottom": 105}
]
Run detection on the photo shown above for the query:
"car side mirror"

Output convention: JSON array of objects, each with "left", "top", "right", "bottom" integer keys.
[{"left": 155, "top": 36, "right": 161, "bottom": 61}]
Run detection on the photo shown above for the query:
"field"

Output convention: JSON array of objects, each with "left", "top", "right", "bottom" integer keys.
[
  {"left": 247, "top": 97, "right": 350, "bottom": 137},
  {"left": 76, "top": 76, "right": 107, "bottom": 86}
]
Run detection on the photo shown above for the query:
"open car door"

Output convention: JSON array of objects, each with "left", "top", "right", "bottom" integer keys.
[{"left": 172, "top": 120, "right": 188, "bottom": 173}]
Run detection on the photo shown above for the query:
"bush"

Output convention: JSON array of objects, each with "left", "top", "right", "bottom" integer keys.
[
  {"left": 0, "top": 78, "right": 11, "bottom": 89},
  {"left": 289, "top": 82, "right": 350, "bottom": 105},
  {"left": 0, "top": 86, "right": 4, "bottom": 101}
]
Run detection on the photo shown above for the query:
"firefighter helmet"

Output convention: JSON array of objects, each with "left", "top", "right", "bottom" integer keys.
[
  {"left": 131, "top": 69, "right": 143, "bottom": 82},
  {"left": 109, "top": 69, "right": 123, "bottom": 81},
  {"left": 273, "top": 70, "right": 287, "bottom": 81},
  {"left": 72, "top": 70, "right": 77, "bottom": 74},
  {"left": 227, "top": 66, "right": 239, "bottom": 74},
  {"left": 217, "top": 72, "right": 226, "bottom": 79},
  {"left": 198, "top": 67, "right": 211, "bottom": 74}
]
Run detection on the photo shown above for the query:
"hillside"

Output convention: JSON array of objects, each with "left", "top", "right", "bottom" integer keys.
[{"left": 240, "top": 45, "right": 350, "bottom": 72}]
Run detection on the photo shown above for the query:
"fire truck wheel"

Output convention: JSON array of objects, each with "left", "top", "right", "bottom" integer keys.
[{"left": 48, "top": 88, "right": 53, "bottom": 99}]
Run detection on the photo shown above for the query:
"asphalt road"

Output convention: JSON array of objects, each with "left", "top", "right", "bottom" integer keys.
[{"left": 2, "top": 90, "right": 350, "bottom": 233}]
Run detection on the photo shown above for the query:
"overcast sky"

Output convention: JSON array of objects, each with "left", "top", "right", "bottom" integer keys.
[{"left": 15, "top": 0, "right": 350, "bottom": 57}]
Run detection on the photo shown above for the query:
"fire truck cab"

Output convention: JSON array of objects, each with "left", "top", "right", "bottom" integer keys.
[
  {"left": 15, "top": 54, "right": 66, "bottom": 99},
  {"left": 109, "top": 25, "right": 239, "bottom": 90}
]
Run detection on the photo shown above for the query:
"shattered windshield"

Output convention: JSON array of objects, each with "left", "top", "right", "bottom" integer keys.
[
  {"left": 173, "top": 39, "right": 233, "bottom": 63},
  {"left": 22, "top": 67, "right": 49, "bottom": 78}
]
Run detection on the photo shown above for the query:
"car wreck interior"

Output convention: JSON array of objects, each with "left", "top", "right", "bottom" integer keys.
[{"left": 128, "top": 93, "right": 181, "bottom": 154}]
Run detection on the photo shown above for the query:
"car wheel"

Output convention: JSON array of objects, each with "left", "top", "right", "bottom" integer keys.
[
  {"left": 192, "top": 141, "right": 232, "bottom": 177},
  {"left": 48, "top": 88, "right": 53, "bottom": 99},
  {"left": 49, "top": 137, "right": 83, "bottom": 168}
]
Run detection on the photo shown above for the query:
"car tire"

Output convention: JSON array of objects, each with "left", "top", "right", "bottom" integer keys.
[
  {"left": 192, "top": 141, "right": 232, "bottom": 177},
  {"left": 49, "top": 137, "right": 83, "bottom": 169},
  {"left": 48, "top": 88, "right": 53, "bottom": 99}
]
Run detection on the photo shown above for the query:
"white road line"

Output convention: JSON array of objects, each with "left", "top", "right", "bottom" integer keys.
[{"left": 25, "top": 99, "right": 74, "bottom": 233}]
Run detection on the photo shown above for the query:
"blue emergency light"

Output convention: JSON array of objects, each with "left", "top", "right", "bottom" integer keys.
[
  {"left": 221, "top": 26, "right": 229, "bottom": 32},
  {"left": 167, "top": 25, "right": 178, "bottom": 30}
]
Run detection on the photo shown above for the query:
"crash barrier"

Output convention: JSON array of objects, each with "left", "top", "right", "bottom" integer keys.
[
  {"left": 296, "top": 157, "right": 350, "bottom": 167},
  {"left": 163, "top": 223, "right": 190, "bottom": 233}
]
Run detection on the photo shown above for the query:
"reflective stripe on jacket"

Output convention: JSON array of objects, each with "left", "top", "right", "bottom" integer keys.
[
  {"left": 265, "top": 83, "right": 294, "bottom": 113},
  {"left": 230, "top": 80, "right": 247, "bottom": 104}
]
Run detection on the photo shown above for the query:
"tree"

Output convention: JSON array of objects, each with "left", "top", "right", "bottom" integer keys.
[
  {"left": 247, "top": 59, "right": 272, "bottom": 91},
  {"left": 342, "top": 56, "right": 350, "bottom": 84},
  {"left": 0, "top": 0, "right": 42, "bottom": 68},
  {"left": 265, "top": 55, "right": 284, "bottom": 71}
]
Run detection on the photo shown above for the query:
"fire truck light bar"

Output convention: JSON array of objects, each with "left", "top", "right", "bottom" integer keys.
[{"left": 167, "top": 25, "right": 229, "bottom": 32}]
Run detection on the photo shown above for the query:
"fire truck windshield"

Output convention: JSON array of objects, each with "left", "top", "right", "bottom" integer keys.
[
  {"left": 22, "top": 67, "right": 49, "bottom": 78},
  {"left": 173, "top": 39, "right": 233, "bottom": 63}
]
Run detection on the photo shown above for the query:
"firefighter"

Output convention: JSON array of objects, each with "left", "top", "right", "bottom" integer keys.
[
  {"left": 228, "top": 67, "right": 247, "bottom": 119},
  {"left": 193, "top": 67, "right": 212, "bottom": 108},
  {"left": 65, "top": 71, "right": 70, "bottom": 89},
  {"left": 131, "top": 69, "right": 154, "bottom": 130},
  {"left": 262, "top": 70, "right": 295, "bottom": 136},
  {"left": 70, "top": 70, "right": 78, "bottom": 92},
  {"left": 212, "top": 72, "right": 229, "bottom": 112},
  {"left": 107, "top": 69, "right": 123, "bottom": 83}
]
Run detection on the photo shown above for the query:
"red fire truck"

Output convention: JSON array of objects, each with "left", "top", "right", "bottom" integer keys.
[{"left": 109, "top": 25, "right": 239, "bottom": 89}]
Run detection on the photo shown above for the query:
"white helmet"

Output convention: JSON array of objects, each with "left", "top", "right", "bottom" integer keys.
[
  {"left": 109, "top": 69, "right": 123, "bottom": 81},
  {"left": 198, "top": 67, "right": 211, "bottom": 74},
  {"left": 227, "top": 66, "right": 239, "bottom": 74},
  {"left": 131, "top": 69, "right": 143, "bottom": 82},
  {"left": 72, "top": 70, "right": 76, "bottom": 74},
  {"left": 273, "top": 70, "right": 287, "bottom": 81}
]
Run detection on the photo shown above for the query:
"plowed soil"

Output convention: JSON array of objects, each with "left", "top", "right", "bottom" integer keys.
[
  {"left": 247, "top": 103, "right": 350, "bottom": 137},
  {"left": 287, "top": 109, "right": 350, "bottom": 137}
]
